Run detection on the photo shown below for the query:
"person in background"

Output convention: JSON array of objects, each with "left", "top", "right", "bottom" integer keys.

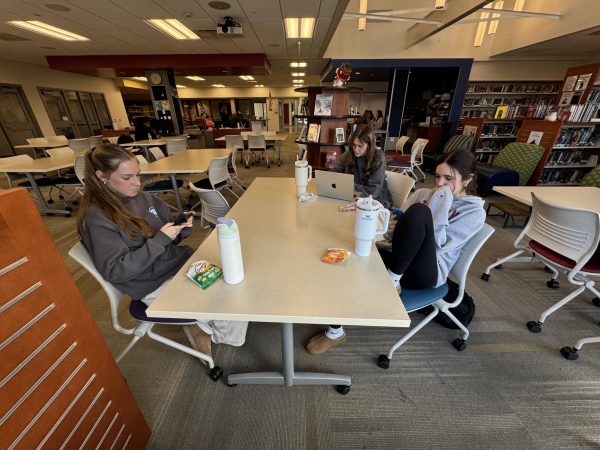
[
  {"left": 134, "top": 117, "right": 156, "bottom": 141},
  {"left": 333, "top": 124, "right": 392, "bottom": 208},
  {"left": 306, "top": 149, "right": 485, "bottom": 354},
  {"left": 372, "top": 110, "right": 384, "bottom": 130},
  {"left": 359, "top": 110, "right": 374, "bottom": 126},
  {"left": 77, "top": 144, "right": 248, "bottom": 361},
  {"left": 204, "top": 115, "right": 215, "bottom": 130}
]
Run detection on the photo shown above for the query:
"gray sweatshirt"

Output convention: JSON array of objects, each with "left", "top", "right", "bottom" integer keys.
[
  {"left": 402, "top": 186, "right": 486, "bottom": 287},
  {"left": 80, "top": 192, "right": 193, "bottom": 299},
  {"left": 335, "top": 149, "right": 392, "bottom": 208}
]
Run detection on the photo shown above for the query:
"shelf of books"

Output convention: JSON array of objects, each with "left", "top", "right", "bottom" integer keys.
[
  {"left": 463, "top": 117, "right": 520, "bottom": 164},
  {"left": 460, "top": 81, "right": 560, "bottom": 122},
  {"left": 294, "top": 86, "right": 358, "bottom": 169},
  {"left": 556, "top": 63, "right": 600, "bottom": 123}
]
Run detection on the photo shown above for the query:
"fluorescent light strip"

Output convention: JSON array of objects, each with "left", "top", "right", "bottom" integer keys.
[
  {"left": 290, "top": 62, "right": 308, "bottom": 68},
  {"left": 358, "top": 0, "right": 367, "bottom": 31},
  {"left": 239, "top": 75, "right": 255, "bottom": 81},
  {"left": 514, "top": 0, "right": 525, "bottom": 11},
  {"left": 434, "top": 0, "right": 446, "bottom": 8},
  {"left": 291, "top": 72, "right": 305, "bottom": 77},
  {"left": 284, "top": 18, "right": 315, "bottom": 38},
  {"left": 7, "top": 20, "right": 89, "bottom": 41},
  {"left": 488, "top": 1, "right": 504, "bottom": 34},
  {"left": 144, "top": 19, "right": 199, "bottom": 40},
  {"left": 292, "top": 79, "right": 304, "bottom": 83},
  {"left": 254, "top": 84, "right": 264, "bottom": 87},
  {"left": 474, "top": 11, "right": 489, "bottom": 46},
  {"left": 176, "top": 85, "right": 187, "bottom": 88},
  {"left": 132, "top": 77, "right": 147, "bottom": 81},
  {"left": 211, "top": 84, "right": 225, "bottom": 88},
  {"left": 185, "top": 76, "right": 205, "bottom": 81}
]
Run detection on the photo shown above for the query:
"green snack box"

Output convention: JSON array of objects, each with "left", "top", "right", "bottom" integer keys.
[{"left": 186, "top": 260, "right": 223, "bottom": 289}]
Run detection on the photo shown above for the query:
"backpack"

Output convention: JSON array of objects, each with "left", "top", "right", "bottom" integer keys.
[{"left": 421, "top": 279, "right": 476, "bottom": 329}]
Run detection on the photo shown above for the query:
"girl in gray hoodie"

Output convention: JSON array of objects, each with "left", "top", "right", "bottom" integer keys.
[{"left": 306, "top": 149, "right": 485, "bottom": 354}]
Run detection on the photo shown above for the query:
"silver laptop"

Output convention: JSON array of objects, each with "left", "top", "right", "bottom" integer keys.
[{"left": 315, "top": 170, "right": 355, "bottom": 202}]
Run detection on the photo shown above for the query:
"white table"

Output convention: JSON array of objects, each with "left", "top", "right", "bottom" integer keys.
[
  {"left": 147, "top": 177, "right": 410, "bottom": 392},
  {"left": 139, "top": 148, "right": 232, "bottom": 211},
  {"left": 493, "top": 186, "right": 600, "bottom": 212},
  {"left": 215, "top": 134, "right": 286, "bottom": 166},
  {"left": 0, "top": 154, "right": 76, "bottom": 216},
  {"left": 14, "top": 142, "right": 67, "bottom": 159}
]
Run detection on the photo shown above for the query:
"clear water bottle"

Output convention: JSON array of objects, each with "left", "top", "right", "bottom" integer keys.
[{"left": 147, "top": 133, "right": 152, "bottom": 142}]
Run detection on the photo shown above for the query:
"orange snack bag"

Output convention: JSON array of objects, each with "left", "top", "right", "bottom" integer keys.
[{"left": 321, "top": 248, "right": 351, "bottom": 264}]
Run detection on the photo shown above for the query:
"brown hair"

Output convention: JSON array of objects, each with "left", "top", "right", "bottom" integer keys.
[
  {"left": 345, "top": 124, "right": 379, "bottom": 182},
  {"left": 77, "top": 144, "right": 154, "bottom": 239},
  {"left": 437, "top": 149, "right": 477, "bottom": 193}
]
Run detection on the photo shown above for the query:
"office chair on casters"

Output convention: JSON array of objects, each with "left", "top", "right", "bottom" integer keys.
[
  {"left": 188, "top": 182, "right": 231, "bottom": 229},
  {"left": 68, "top": 242, "right": 223, "bottom": 381},
  {"left": 386, "top": 141, "right": 427, "bottom": 183},
  {"left": 377, "top": 223, "right": 494, "bottom": 369},
  {"left": 519, "top": 194, "right": 600, "bottom": 334}
]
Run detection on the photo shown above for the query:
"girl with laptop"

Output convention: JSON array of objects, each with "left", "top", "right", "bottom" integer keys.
[
  {"left": 77, "top": 144, "right": 247, "bottom": 362},
  {"left": 306, "top": 149, "right": 485, "bottom": 354},
  {"left": 333, "top": 124, "right": 392, "bottom": 208}
]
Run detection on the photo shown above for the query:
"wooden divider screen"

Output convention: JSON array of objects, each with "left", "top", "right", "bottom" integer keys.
[{"left": 0, "top": 188, "right": 150, "bottom": 449}]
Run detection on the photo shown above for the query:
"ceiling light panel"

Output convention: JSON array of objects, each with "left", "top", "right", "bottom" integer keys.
[
  {"left": 7, "top": 21, "right": 89, "bottom": 41},
  {"left": 291, "top": 72, "right": 305, "bottom": 77},
  {"left": 292, "top": 79, "right": 304, "bottom": 83},
  {"left": 284, "top": 18, "right": 315, "bottom": 38},
  {"left": 144, "top": 19, "right": 199, "bottom": 40},
  {"left": 211, "top": 84, "right": 226, "bottom": 88},
  {"left": 290, "top": 62, "right": 308, "bottom": 68},
  {"left": 132, "top": 76, "right": 147, "bottom": 81},
  {"left": 185, "top": 76, "right": 205, "bottom": 81}
]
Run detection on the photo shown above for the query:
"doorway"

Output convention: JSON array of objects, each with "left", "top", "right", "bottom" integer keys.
[
  {"left": 39, "top": 89, "right": 76, "bottom": 138},
  {"left": 0, "top": 84, "right": 41, "bottom": 154}
]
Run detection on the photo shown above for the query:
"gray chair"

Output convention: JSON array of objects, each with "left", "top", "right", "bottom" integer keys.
[
  {"left": 187, "top": 183, "right": 231, "bottom": 229},
  {"left": 422, "top": 134, "right": 475, "bottom": 173},
  {"left": 68, "top": 242, "right": 223, "bottom": 381}
]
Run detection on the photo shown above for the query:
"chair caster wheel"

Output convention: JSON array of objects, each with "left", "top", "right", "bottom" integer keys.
[
  {"left": 227, "top": 383, "right": 237, "bottom": 387},
  {"left": 560, "top": 346, "right": 579, "bottom": 361},
  {"left": 592, "top": 297, "right": 600, "bottom": 307},
  {"left": 65, "top": 213, "right": 71, "bottom": 218},
  {"left": 495, "top": 264, "right": 503, "bottom": 270},
  {"left": 59, "top": 195, "right": 65, "bottom": 200},
  {"left": 245, "top": 165, "right": 250, "bottom": 169},
  {"left": 72, "top": 201, "right": 79, "bottom": 206},
  {"left": 481, "top": 273, "right": 490, "bottom": 281},
  {"left": 47, "top": 199, "right": 54, "bottom": 204},
  {"left": 66, "top": 206, "right": 72, "bottom": 212},
  {"left": 547, "top": 279, "right": 560, "bottom": 289},
  {"left": 377, "top": 354, "right": 390, "bottom": 369},
  {"left": 452, "top": 338, "right": 467, "bottom": 351},
  {"left": 544, "top": 266, "right": 553, "bottom": 273},
  {"left": 527, "top": 321, "right": 542, "bottom": 333},
  {"left": 336, "top": 385, "right": 350, "bottom": 395},
  {"left": 209, "top": 366, "right": 223, "bottom": 382}
]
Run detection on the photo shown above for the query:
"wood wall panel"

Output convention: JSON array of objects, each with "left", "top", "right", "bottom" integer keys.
[{"left": 0, "top": 188, "right": 150, "bottom": 450}]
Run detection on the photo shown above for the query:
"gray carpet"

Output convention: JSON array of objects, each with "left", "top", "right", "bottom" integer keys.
[{"left": 38, "top": 134, "right": 600, "bottom": 449}]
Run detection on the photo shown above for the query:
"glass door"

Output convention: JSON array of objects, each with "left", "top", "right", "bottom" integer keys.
[
  {"left": 64, "top": 91, "right": 90, "bottom": 137},
  {"left": 79, "top": 92, "right": 102, "bottom": 135},
  {"left": 39, "top": 89, "right": 76, "bottom": 138},
  {"left": 92, "top": 93, "right": 112, "bottom": 129},
  {"left": 0, "top": 84, "right": 41, "bottom": 150}
]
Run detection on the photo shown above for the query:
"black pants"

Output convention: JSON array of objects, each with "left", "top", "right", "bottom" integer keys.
[
  {"left": 378, "top": 202, "right": 438, "bottom": 290},
  {"left": 330, "top": 204, "right": 438, "bottom": 332}
]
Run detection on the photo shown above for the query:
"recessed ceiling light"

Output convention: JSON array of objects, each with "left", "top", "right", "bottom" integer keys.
[
  {"left": 355, "top": 71, "right": 361, "bottom": 75},
  {"left": 208, "top": 1, "right": 231, "bottom": 10},
  {"left": 239, "top": 75, "right": 255, "bottom": 81},
  {"left": 291, "top": 72, "right": 305, "bottom": 77},
  {"left": 176, "top": 85, "right": 187, "bottom": 88},
  {"left": 293, "top": 84, "right": 302, "bottom": 87},
  {"left": 284, "top": 17, "right": 315, "bottom": 38},
  {"left": 185, "top": 76, "right": 205, "bottom": 81},
  {"left": 290, "top": 61, "right": 307, "bottom": 68},
  {"left": 211, "top": 84, "right": 226, "bottom": 88},
  {"left": 7, "top": 20, "right": 89, "bottom": 41},
  {"left": 292, "top": 79, "right": 304, "bottom": 83},
  {"left": 254, "top": 84, "right": 264, "bottom": 87},
  {"left": 45, "top": 3, "right": 71, "bottom": 12},
  {"left": 132, "top": 76, "right": 147, "bottom": 81},
  {"left": 144, "top": 19, "right": 199, "bottom": 40}
]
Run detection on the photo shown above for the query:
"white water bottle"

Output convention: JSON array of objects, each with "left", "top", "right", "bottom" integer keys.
[
  {"left": 354, "top": 196, "right": 390, "bottom": 256},
  {"left": 148, "top": 133, "right": 153, "bottom": 142},
  {"left": 216, "top": 217, "right": 244, "bottom": 284}
]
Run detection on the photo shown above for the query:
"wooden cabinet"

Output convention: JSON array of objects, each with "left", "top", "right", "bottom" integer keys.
[
  {"left": 0, "top": 188, "right": 150, "bottom": 449},
  {"left": 295, "top": 86, "right": 357, "bottom": 169}
]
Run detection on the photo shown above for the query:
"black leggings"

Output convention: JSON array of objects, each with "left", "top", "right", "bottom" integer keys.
[
  {"left": 330, "top": 204, "right": 438, "bottom": 332},
  {"left": 378, "top": 202, "right": 438, "bottom": 290}
]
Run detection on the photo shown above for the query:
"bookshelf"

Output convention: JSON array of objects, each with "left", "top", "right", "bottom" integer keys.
[
  {"left": 294, "top": 86, "right": 360, "bottom": 169},
  {"left": 463, "top": 117, "right": 519, "bottom": 164},
  {"left": 556, "top": 63, "right": 600, "bottom": 123},
  {"left": 460, "top": 81, "right": 560, "bottom": 121}
]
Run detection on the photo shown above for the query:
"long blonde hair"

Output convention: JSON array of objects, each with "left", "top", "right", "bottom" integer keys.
[{"left": 77, "top": 144, "right": 154, "bottom": 239}]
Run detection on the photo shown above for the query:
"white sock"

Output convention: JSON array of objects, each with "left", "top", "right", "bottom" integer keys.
[
  {"left": 326, "top": 326, "right": 345, "bottom": 340},
  {"left": 388, "top": 269, "right": 402, "bottom": 287}
]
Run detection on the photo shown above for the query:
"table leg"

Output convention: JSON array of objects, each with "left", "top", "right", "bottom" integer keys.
[
  {"left": 277, "top": 141, "right": 282, "bottom": 166},
  {"left": 25, "top": 173, "right": 71, "bottom": 216},
  {"left": 168, "top": 174, "right": 183, "bottom": 211},
  {"left": 227, "top": 323, "right": 351, "bottom": 388}
]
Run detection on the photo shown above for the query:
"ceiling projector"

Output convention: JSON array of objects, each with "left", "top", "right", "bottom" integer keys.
[{"left": 217, "top": 17, "right": 243, "bottom": 36}]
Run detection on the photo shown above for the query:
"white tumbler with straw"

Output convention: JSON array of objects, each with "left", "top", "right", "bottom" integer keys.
[{"left": 216, "top": 217, "right": 244, "bottom": 284}]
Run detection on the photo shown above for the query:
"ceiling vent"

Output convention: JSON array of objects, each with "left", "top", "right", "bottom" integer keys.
[{"left": 0, "top": 33, "right": 31, "bottom": 41}]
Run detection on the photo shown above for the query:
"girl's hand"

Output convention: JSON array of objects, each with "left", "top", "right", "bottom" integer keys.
[
  {"left": 160, "top": 222, "right": 184, "bottom": 240},
  {"left": 182, "top": 212, "right": 194, "bottom": 228}
]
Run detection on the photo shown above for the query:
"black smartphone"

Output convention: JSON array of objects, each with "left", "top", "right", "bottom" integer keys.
[{"left": 172, "top": 212, "right": 191, "bottom": 225}]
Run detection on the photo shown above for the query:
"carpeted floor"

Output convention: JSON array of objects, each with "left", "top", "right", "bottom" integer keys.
[{"left": 33, "top": 134, "right": 600, "bottom": 449}]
